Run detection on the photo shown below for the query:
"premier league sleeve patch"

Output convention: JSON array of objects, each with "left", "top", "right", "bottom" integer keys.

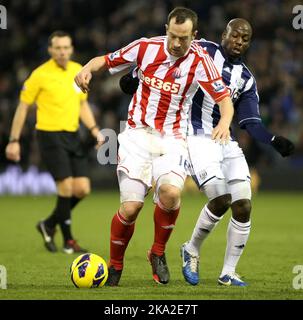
[
  {"left": 109, "top": 50, "right": 121, "bottom": 61},
  {"left": 211, "top": 80, "right": 226, "bottom": 93}
]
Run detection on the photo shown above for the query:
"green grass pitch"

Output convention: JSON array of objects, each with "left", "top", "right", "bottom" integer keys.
[{"left": 0, "top": 191, "right": 302, "bottom": 300}]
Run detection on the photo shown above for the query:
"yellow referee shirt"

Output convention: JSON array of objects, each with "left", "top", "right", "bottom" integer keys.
[{"left": 20, "top": 59, "right": 87, "bottom": 132}]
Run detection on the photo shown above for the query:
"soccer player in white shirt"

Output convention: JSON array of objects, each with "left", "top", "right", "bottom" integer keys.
[
  {"left": 181, "top": 18, "right": 295, "bottom": 287},
  {"left": 75, "top": 7, "right": 234, "bottom": 286}
]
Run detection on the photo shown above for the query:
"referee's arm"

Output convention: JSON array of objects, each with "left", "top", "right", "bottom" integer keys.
[
  {"left": 80, "top": 100, "right": 104, "bottom": 148},
  {"left": 5, "top": 101, "right": 31, "bottom": 162}
]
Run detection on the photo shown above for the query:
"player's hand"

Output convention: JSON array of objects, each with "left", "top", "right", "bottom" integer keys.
[
  {"left": 74, "top": 68, "right": 92, "bottom": 93},
  {"left": 271, "top": 136, "right": 295, "bottom": 157},
  {"left": 119, "top": 72, "right": 139, "bottom": 95},
  {"left": 91, "top": 127, "right": 105, "bottom": 150},
  {"left": 212, "top": 121, "right": 230, "bottom": 144},
  {"left": 5, "top": 142, "right": 21, "bottom": 162}
]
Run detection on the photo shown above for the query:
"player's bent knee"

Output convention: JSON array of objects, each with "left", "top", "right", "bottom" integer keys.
[
  {"left": 57, "top": 177, "right": 73, "bottom": 197},
  {"left": 231, "top": 199, "right": 252, "bottom": 222},
  {"left": 72, "top": 178, "right": 91, "bottom": 198},
  {"left": 120, "top": 201, "right": 144, "bottom": 221},
  {"left": 155, "top": 172, "right": 184, "bottom": 210},
  {"left": 73, "top": 184, "right": 91, "bottom": 198},
  {"left": 158, "top": 184, "right": 181, "bottom": 210},
  {"left": 208, "top": 194, "right": 231, "bottom": 216}
]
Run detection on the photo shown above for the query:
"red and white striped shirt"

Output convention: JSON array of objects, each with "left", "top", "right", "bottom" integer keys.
[{"left": 105, "top": 36, "right": 229, "bottom": 138}]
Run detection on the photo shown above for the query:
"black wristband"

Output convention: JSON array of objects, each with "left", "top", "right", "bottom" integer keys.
[{"left": 8, "top": 137, "right": 19, "bottom": 143}]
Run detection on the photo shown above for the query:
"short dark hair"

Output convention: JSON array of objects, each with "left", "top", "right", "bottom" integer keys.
[
  {"left": 167, "top": 7, "right": 198, "bottom": 32},
  {"left": 48, "top": 31, "right": 72, "bottom": 47}
]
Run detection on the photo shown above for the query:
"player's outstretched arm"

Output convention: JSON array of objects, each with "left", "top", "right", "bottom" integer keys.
[
  {"left": 75, "top": 56, "right": 107, "bottom": 93},
  {"left": 5, "top": 101, "right": 30, "bottom": 162},
  {"left": 212, "top": 96, "right": 234, "bottom": 144},
  {"left": 244, "top": 123, "right": 295, "bottom": 157}
]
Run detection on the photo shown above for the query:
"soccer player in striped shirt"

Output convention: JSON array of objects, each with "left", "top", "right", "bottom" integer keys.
[
  {"left": 181, "top": 18, "right": 295, "bottom": 287},
  {"left": 75, "top": 7, "right": 234, "bottom": 286}
]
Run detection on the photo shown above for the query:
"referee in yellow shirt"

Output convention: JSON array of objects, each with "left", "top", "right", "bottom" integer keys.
[{"left": 6, "top": 31, "right": 103, "bottom": 254}]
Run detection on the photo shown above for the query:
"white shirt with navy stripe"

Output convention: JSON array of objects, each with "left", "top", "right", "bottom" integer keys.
[{"left": 188, "top": 39, "right": 261, "bottom": 137}]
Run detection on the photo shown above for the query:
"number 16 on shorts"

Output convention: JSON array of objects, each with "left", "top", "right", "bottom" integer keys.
[{"left": 179, "top": 155, "right": 191, "bottom": 173}]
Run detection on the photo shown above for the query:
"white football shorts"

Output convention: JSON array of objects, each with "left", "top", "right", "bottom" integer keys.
[
  {"left": 117, "top": 127, "right": 189, "bottom": 188},
  {"left": 187, "top": 134, "right": 251, "bottom": 188}
]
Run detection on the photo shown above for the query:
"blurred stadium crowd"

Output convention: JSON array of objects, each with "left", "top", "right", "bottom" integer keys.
[{"left": 0, "top": 0, "right": 302, "bottom": 193}]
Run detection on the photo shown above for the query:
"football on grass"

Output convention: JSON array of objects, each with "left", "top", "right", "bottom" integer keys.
[{"left": 70, "top": 253, "right": 108, "bottom": 288}]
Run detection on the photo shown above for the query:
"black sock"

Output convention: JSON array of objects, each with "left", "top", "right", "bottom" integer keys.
[
  {"left": 44, "top": 195, "right": 62, "bottom": 229},
  {"left": 47, "top": 196, "right": 73, "bottom": 242},
  {"left": 70, "top": 196, "right": 82, "bottom": 210},
  {"left": 57, "top": 196, "right": 73, "bottom": 242},
  {"left": 44, "top": 209, "right": 58, "bottom": 230}
]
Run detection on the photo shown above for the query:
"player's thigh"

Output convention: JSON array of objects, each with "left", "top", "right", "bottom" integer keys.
[
  {"left": 118, "top": 171, "right": 148, "bottom": 220},
  {"left": 36, "top": 130, "right": 73, "bottom": 181},
  {"left": 201, "top": 178, "right": 229, "bottom": 202},
  {"left": 70, "top": 153, "right": 89, "bottom": 178},
  {"left": 118, "top": 171, "right": 149, "bottom": 203},
  {"left": 152, "top": 139, "right": 188, "bottom": 206},
  {"left": 117, "top": 129, "right": 154, "bottom": 188},
  {"left": 222, "top": 141, "right": 251, "bottom": 183},
  {"left": 222, "top": 142, "right": 252, "bottom": 203},
  {"left": 153, "top": 138, "right": 188, "bottom": 187},
  {"left": 68, "top": 132, "right": 89, "bottom": 179},
  {"left": 187, "top": 134, "right": 224, "bottom": 189},
  {"left": 227, "top": 180, "right": 252, "bottom": 203}
]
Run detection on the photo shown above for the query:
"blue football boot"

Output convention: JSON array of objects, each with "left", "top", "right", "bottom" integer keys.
[
  {"left": 218, "top": 272, "right": 248, "bottom": 287},
  {"left": 180, "top": 242, "right": 200, "bottom": 286}
]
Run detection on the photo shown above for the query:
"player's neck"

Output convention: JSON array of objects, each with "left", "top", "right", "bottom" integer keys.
[
  {"left": 220, "top": 45, "right": 242, "bottom": 64},
  {"left": 52, "top": 59, "right": 69, "bottom": 70}
]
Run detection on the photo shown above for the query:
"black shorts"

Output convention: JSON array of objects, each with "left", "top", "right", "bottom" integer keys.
[{"left": 36, "top": 130, "right": 88, "bottom": 181}]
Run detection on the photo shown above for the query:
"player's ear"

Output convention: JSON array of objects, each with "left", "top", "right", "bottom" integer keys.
[
  {"left": 165, "top": 24, "right": 168, "bottom": 34},
  {"left": 192, "top": 30, "right": 198, "bottom": 39},
  {"left": 222, "top": 30, "right": 227, "bottom": 41},
  {"left": 47, "top": 46, "right": 52, "bottom": 56}
]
